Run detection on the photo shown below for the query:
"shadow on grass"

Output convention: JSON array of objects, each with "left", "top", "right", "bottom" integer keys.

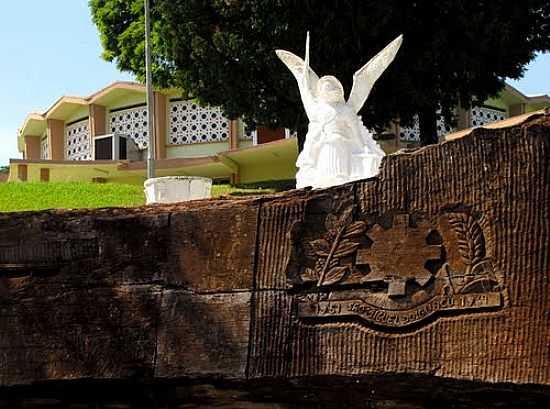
[{"left": 232, "top": 179, "right": 296, "bottom": 192}]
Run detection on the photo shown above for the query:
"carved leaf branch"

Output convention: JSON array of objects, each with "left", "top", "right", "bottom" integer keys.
[
  {"left": 302, "top": 210, "right": 366, "bottom": 287},
  {"left": 323, "top": 266, "right": 349, "bottom": 286},
  {"left": 309, "top": 238, "right": 330, "bottom": 257},
  {"left": 342, "top": 221, "right": 367, "bottom": 239},
  {"left": 449, "top": 213, "right": 485, "bottom": 269}
]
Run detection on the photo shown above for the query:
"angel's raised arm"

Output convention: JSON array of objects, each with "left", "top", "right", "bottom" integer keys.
[
  {"left": 347, "top": 35, "right": 403, "bottom": 114},
  {"left": 275, "top": 49, "right": 320, "bottom": 121}
]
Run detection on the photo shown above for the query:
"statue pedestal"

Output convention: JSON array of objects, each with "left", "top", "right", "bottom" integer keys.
[{"left": 144, "top": 176, "right": 212, "bottom": 204}]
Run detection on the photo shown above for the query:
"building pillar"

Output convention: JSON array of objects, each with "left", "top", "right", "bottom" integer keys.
[
  {"left": 456, "top": 107, "right": 471, "bottom": 130},
  {"left": 40, "top": 168, "right": 50, "bottom": 182},
  {"left": 509, "top": 103, "right": 526, "bottom": 117},
  {"left": 229, "top": 120, "right": 240, "bottom": 150},
  {"left": 47, "top": 119, "right": 65, "bottom": 161},
  {"left": 153, "top": 92, "right": 167, "bottom": 160},
  {"left": 395, "top": 121, "right": 402, "bottom": 150},
  {"left": 17, "top": 164, "right": 27, "bottom": 181},
  {"left": 89, "top": 104, "right": 106, "bottom": 137},
  {"left": 24, "top": 135, "right": 41, "bottom": 160},
  {"left": 389, "top": 120, "right": 401, "bottom": 151},
  {"left": 89, "top": 104, "right": 106, "bottom": 160}
]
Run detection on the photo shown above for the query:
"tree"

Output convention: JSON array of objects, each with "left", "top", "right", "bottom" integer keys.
[{"left": 90, "top": 0, "right": 550, "bottom": 146}]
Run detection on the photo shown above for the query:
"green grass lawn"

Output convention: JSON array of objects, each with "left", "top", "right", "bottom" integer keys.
[{"left": 0, "top": 181, "right": 290, "bottom": 213}]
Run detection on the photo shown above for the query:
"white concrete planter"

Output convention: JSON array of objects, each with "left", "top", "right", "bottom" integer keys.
[{"left": 144, "top": 176, "right": 212, "bottom": 204}]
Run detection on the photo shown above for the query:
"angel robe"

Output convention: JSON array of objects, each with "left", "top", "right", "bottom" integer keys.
[{"left": 296, "top": 100, "right": 385, "bottom": 189}]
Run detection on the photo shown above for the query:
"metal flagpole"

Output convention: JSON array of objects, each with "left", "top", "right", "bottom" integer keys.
[{"left": 145, "top": 0, "right": 156, "bottom": 179}]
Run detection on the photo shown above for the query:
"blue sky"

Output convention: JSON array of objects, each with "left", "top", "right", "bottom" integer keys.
[
  {"left": 0, "top": 0, "right": 133, "bottom": 166},
  {"left": 0, "top": 1, "right": 549, "bottom": 166}
]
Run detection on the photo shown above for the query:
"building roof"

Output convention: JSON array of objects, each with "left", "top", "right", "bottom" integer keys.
[
  {"left": 500, "top": 84, "right": 550, "bottom": 109},
  {"left": 17, "top": 81, "right": 168, "bottom": 152}
]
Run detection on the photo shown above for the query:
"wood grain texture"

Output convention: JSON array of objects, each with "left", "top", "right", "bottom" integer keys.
[
  {"left": 253, "top": 113, "right": 550, "bottom": 387},
  {"left": 156, "top": 289, "right": 251, "bottom": 378},
  {"left": 0, "top": 113, "right": 549, "bottom": 407},
  {"left": 166, "top": 202, "right": 259, "bottom": 292}
]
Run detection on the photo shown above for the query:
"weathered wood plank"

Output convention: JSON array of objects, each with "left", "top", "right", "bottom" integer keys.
[
  {"left": 156, "top": 289, "right": 251, "bottom": 379},
  {"left": 0, "top": 112, "right": 548, "bottom": 408},
  {"left": 166, "top": 202, "right": 259, "bottom": 292},
  {"left": 0, "top": 285, "right": 161, "bottom": 385}
]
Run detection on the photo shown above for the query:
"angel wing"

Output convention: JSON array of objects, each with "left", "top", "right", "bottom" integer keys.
[
  {"left": 275, "top": 49, "right": 320, "bottom": 120},
  {"left": 347, "top": 35, "right": 403, "bottom": 114}
]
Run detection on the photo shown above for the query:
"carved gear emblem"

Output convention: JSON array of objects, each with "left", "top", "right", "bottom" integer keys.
[
  {"left": 357, "top": 214, "right": 442, "bottom": 297},
  {"left": 288, "top": 208, "right": 506, "bottom": 330}
]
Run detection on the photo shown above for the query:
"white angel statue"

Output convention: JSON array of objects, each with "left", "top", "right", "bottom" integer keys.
[{"left": 276, "top": 33, "right": 403, "bottom": 189}]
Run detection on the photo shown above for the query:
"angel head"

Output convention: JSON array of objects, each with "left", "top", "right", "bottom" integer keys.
[
  {"left": 318, "top": 76, "right": 345, "bottom": 103},
  {"left": 276, "top": 33, "right": 403, "bottom": 118}
]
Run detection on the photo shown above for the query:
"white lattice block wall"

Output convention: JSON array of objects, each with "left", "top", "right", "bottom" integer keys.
[
  {"left": 168, "top": 101, "right": 230, "bottom": 145},
  {"left": 41, "top": 137, "right": 49, "bottom": 160},
  {"left": 400, "top": 115, "right": 420, "bottom": 142},
  {"left": 470, "top": 106, "right": 506, "bottom": 127},
  {"left": 108, "top": 106, "right": 149, "bottom": 149},
  {"left": 436, "top": 113, "right": 454, "bottom": 137},
  {"left": 65, "top": 119, "right": 91, "bottom": 161}
]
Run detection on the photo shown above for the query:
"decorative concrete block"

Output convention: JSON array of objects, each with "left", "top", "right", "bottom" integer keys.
[{"left": 144, "top": 176, "right": 212, "bottom": 204}]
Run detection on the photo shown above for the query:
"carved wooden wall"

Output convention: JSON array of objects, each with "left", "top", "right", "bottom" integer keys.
[{"left": 0, "top": 112, "right": 549, "bottom": 408}]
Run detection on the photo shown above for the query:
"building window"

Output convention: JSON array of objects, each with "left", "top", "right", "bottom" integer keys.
[
  {"left": 242, "top": 123, "right": 256, "bottom": 141},
  {"left": 285, "top": 129, "right": 297, "bottom": 139},
  {"left": 65, "top": 119, "right": 91, "bottom": 161},
  {"left": 168, "top": 101, "right": 230, "bottom": 145},
  {"left": 108, "top": 106, "right": 149, "bottom": 150},
  {"left": 400, "top": 111, "right": 455, "bottom": 143},
  {"left": 470, "top": 106, "right": 506, "bottom": 127},
  {"left": 41, "top": 136, "right": 49, "bottom": 160}
]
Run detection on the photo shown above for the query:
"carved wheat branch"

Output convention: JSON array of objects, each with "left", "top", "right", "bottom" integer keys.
[{"left": 449, "top": 213, "right": 484, "bottom": 267}]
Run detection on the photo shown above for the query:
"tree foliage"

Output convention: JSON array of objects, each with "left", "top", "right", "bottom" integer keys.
[{"left": 90, "top": 0, "right": 550, "bottom": 146}]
